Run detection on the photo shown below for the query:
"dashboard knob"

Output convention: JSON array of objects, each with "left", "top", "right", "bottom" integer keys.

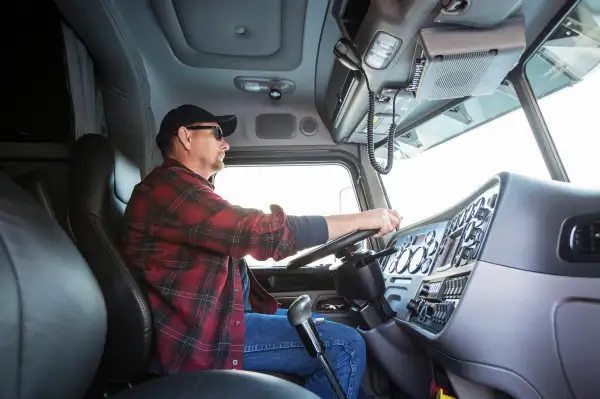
[
  {"left": 475, "top": 208, "right": 490, "bottom": 220},
  {"left": 419, "top": 285, "right": 430, "bottom": 296},
  {"left": 406, "top": 299, "right": 418, "bottom": 313}
]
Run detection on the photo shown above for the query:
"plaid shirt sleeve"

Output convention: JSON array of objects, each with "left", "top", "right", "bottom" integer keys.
[{"left": 151, "top": 167, "right": 298, "bottom": 261}]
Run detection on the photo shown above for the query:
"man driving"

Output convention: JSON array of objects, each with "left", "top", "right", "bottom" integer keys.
[{"left": 121, "top": 104, "right": 401, "bottom": 399}]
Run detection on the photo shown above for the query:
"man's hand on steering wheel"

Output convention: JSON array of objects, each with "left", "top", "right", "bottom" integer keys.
[
  {"left": 356, "top": 208, "right": 402, "bottom": 237},
  {"left": 286, "top": 208, "right": 402, "bottom": 270}
]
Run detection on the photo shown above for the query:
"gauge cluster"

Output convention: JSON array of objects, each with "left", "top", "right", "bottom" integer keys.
[
  {"left": 431, "top": 185, "right": 499, "bottom": 275},
  {"left": 381, "top": 222, "right": 446, "bottom": 278}
]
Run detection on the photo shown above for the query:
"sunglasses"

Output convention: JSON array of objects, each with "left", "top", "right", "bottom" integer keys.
[{"left": 177, "top": 125, "right": 224, "bottom": 141}]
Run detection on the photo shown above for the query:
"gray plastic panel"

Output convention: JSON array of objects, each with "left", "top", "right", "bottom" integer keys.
[
  {"left": 150, "top": 0, "right": 304, "bottom": 70},
  {"left": 398, "top": 260, "right": 600, "bottom": 399},
  {"left": 360, "top": 320, "right": 431, "bottom": 398},
  {"left": 555, "top": 300, "right": 600, "bottom": 399},
  {"left": 480, "top": 173, "right": 600, "bottom": 277}
]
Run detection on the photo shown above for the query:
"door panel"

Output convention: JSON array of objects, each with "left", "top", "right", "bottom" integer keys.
[{"left": 251, "top": 266, "right": 358, "bottom": 326}]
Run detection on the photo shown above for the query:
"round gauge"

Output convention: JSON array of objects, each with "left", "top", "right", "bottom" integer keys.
[
  {"left": 446, "top": 218, "right": 456, "bottom": 234},
  {"left": 420, "top": 258, "right": 433, "bottom": 274},
  {"left": 425, "top": 230, "right": 435, "bottom": 244},
  {"left": 387, "top": 259, "right": 399, "bottom": 274},
  {"left": 408, "top": 247, "right": 425, "bottom": 274},
  {"left": 465, "top": 204, "right": 473, "bottom": 221},
  {"left": 457, "top": 210, "right": 465, "bottom": 226},
  {"left": 427, "top": 240, "right": 439, "bottom": 256},
  {"left": 473, "top": 197, "right": 485, "bottom": 216},
  {"left": 395, "top": 248, "right": 412, "bottom": 274},
  {"left": 438, "top": 237, "right": 447, "bottom": 257},
  {"left": 463, "top": 221, "right": 475, "bottom": 243}
]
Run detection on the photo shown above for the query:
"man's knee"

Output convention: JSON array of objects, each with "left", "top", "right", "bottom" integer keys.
[{"left": 320, "top": 322, "right": 366, "bottom": 363}]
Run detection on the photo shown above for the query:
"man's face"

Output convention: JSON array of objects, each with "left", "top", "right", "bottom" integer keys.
[{"left": 180, "top": 121, "right": 230, "bottom": 173}]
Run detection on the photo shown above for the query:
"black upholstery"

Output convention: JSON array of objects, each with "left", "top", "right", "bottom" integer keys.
[
  {"left": 0, "top": 171, "right": 320, "bottom": 399},
  {"left": 111, "top": 370, "right": 318, "bottom": 399},
  {"left": 68, "top": 133, "right": 153, "bottom": 383},
  {"left": 0, "top": 172, "right": 107, "bottom": 399}
]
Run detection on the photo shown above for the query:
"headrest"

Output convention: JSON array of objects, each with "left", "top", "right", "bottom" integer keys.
[
  {"left": 70, "top": 134, "right": 141, "bottom": 215},
  {"left": 0, "top": 172, "right": 106, "bottom": 399}
]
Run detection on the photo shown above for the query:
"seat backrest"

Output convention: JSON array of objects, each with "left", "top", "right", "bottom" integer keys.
[
  {"left": 0, "top": 172, "right": 107, "bottom": 399},
  {"left": 68, "top": 133, "right": 153, "bottom": 383}
]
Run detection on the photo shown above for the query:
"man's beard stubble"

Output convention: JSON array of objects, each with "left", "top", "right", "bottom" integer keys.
[{"left": 212, "top": 151, "right": 226, "bottom": 172}]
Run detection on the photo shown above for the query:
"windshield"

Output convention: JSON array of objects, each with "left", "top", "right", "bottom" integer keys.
[
  {"left": 378, "top": 0, "right": 600, "bottom": 227},
  {"left": 377, "top": 85, "right": 551, "bottom": 227}
]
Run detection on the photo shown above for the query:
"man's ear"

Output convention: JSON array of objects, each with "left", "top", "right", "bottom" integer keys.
[{"left": 175, "top": 126, "right": 192, "bottom": 151}]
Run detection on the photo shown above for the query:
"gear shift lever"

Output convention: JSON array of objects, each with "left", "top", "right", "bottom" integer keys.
[{"left": 287, "top": 295, "right": 348, "bottom": 399}]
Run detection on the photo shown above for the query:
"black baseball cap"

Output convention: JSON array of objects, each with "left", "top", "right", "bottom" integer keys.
[{"left": 156, "top": 104, "right": 237, "bottom": 152}]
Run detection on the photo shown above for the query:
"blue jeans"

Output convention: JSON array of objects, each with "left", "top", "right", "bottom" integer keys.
[{"left": 243, "top": 308, "right": 367, "bottom": 399}]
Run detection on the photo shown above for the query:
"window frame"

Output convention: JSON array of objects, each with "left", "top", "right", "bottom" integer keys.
[
  {"left": 212, "top": 148, "right": 383, "bottom": 256},
  {"left": 505, "top": 0, "right": 582, "bottom": 183},
  {"left": 375, "top": 0, "right": 579, "bottom": 207}
]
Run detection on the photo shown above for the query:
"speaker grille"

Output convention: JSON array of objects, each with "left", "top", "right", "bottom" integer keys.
[
  {"left": 256, "top": 113, "right": 296, "bottom": 139},
  {"left": 417, "top": 50, "right": 496, "bottom": 100}
]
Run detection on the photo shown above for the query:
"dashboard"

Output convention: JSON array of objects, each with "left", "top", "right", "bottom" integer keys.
[{"left": 372, "top": 172, "right": 600, "bottom": 399}]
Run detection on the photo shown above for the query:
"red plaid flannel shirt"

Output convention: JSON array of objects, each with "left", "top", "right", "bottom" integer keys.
[{"left": 121, "top": 158, "right": 298, "bottom": 373}]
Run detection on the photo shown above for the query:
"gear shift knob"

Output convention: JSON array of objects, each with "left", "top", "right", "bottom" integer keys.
[
  {"left": 287, "top": 294, "right": 313, "bottom": 326},
  {"left": 287, "top": 295, "right": 348, "bottom": 399},
  {"left": 287, "top": 295, "right": 324, "bottom": 357}
]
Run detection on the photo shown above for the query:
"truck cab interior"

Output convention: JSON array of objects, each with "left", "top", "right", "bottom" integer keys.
[{"left": 2, "top": 0, "right": 600, "bottom": 398}]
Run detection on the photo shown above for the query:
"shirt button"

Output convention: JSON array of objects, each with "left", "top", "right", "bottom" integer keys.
[
  {"left": 233, "top": 360, "right": 238, "bottom": 366},
  {"left": 235, "top": 321, "right": 240, "bottom": 326}
]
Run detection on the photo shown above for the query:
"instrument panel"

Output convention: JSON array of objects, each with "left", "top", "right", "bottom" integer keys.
[
  {"left": 379, "top": 182, "right": 501, "bottom": 333},
  {"left": 381, "top": 223, "right": 446, "bottom": 278},
  {"left": 371, "top": 172, "right": 600, "bottom": 399}
]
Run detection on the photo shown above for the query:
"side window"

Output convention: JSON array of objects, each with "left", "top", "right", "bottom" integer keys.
[
  {"left": 525, "top": 0, "right": 600, "bottom": 187},
  {"left": 213, "top": 164, "right": 361, "bottom": 267}
]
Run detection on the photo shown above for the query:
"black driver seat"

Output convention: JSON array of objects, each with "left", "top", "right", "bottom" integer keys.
[
  {"left": 0, "top": 170, "right": 319, "bottom": 399},
  {"left": 67, "top": 134, "right": 153, "bottom": 385}
]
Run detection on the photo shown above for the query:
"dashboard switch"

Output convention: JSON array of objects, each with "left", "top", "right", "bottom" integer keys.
[{"left": 406, "top": 299, "right": 418, "bottom": 313}]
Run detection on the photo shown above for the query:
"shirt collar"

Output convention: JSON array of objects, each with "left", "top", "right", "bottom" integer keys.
[{"left": 162, "top": 157, "right": 215, "bottom": 190}]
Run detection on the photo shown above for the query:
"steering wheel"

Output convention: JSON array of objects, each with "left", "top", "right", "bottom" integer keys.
[{"left": 286, "top": 229, "right": 379, "bottom": 270}]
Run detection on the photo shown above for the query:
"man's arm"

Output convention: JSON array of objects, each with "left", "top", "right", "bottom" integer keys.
[
  {"left": 324, "top": 209, "right": 402, "bottom": 239},
  {"left": 149, "top": 172, "right": 400, "bottom": 260}
]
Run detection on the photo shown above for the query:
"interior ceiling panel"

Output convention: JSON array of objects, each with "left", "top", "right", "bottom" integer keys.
[
  {"left": 106, "top": 0, "right": 338, "bottom": 164},
  {"left": 150, "top": 0, "right": 305, "bottom": 70}
]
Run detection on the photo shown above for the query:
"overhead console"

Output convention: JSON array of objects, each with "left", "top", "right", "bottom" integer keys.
[{"left": 327, "top": 0, "right": 529, "bottom": 154}]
